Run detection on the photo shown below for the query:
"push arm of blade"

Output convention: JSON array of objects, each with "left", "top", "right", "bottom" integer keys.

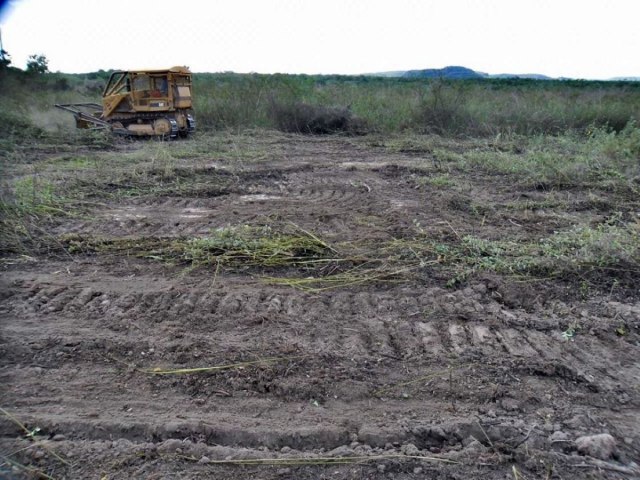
[{"left": 54, "top": 104, "right": 111, "bottom": 128}]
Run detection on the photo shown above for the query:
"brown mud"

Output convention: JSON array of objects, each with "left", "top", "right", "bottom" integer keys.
[{"left": 1, "top": 133, "right": 639, "bottom": 479}]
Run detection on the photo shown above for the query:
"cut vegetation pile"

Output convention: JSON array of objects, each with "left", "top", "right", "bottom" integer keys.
[{"left": 59, "top": 224, "right": 337, "bottom": 271}]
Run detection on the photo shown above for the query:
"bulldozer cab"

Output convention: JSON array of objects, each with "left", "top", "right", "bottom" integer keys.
[{"left": 102, "top": 67, "right": 193, "bottom": 117}]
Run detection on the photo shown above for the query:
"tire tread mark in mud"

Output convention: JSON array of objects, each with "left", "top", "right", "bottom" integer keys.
[
  {"left": 447, "top": 323, "right": 470, "bottom": 354},
  {"left": 494, "top": 328, "right": 538, "bottom": 357}
]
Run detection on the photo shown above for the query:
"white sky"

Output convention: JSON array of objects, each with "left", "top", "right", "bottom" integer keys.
[{"left": 1, "top": 0, "right": 638, "bottom": 79}]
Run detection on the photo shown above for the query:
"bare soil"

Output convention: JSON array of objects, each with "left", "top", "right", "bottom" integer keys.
[{"left": 1, "top": 133, "right": 639, "bottom": 479}]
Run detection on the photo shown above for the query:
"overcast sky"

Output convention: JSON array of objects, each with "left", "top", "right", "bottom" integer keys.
[{"left": 0, "top": 0, "right": 638, "bottom": 79}]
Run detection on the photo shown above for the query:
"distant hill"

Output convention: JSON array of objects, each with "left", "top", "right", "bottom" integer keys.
[
  {"left": 489, "top": 73, "right": 552, "bottom": 80},
  {"left": 373, "top": 66, "right": 553, "bottom": 80},
  {"left": 402, "top": 66, "right": 483, "bottom": 79},
  {"left": 366, "top": 70, "right": 407, "bottom": 78},
  {"left": 367, "top": 66, "right": 637, "bottom": 81}
]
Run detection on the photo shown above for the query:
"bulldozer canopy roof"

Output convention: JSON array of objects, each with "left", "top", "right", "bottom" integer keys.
[{"left": 112, "top": 66, "right": 192, "bottom": 75}]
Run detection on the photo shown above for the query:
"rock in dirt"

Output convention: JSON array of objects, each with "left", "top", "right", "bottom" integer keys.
[
  {"left": 463, "top": 437, "right": 488, "bottom": 454},
  {"left": 461, "top": 436, "right": 479, "bottom": 447},
  {"left": 500, "top": 398, "right": 520, "bottom": 412},
  {"left": 327, "top": 445, "right": 354, "bottom": 457},
  {"left": 157, "top": 438, "right": 184, "bottom": 454},
  {"left": 549, "top": 431, "right": 570, "bottom": 443},
  {"left": 400, "top": 443, "right": 419, "bottom": 456},
  {"left": 549, "top": 431, "right": 573, "bottom": 452},
  {"left": 75, "top": 288, "right": 97, "bottom": 305},
  {"left": 359, "top": 425, "right": 408, "bottom": 447},
  {"left": 575, "top": 433, "right": 617, "bottom": 460},
  {"left": 32, "top": 449, "right": 45, "bottom": 460}
]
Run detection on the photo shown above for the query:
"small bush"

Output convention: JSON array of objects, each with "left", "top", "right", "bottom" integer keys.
[
  {"left": 589, "top": 121, "right": 640, "bottom": 160},
  {"left": 268, "top": 101, "right": 366, "bottom": 135},
  {"left": 413, "top": 80, "right": 469, "bottom": 134}
]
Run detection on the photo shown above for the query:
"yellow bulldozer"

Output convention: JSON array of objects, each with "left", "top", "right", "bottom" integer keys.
[{"left": 55, "top": 66, "right": 196, "bottom": 138}]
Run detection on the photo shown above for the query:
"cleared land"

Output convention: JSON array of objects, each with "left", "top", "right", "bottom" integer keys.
[{"left": 1, "top": 128, "right": 639, "bottom": 479}]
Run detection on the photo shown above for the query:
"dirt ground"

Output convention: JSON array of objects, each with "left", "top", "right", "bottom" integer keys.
[{"left": 1, "top": 133, "right": 639, "bottom": 479}]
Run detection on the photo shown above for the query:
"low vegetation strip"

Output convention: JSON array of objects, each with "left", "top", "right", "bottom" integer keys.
[
  {"left": 2, "top": 68, "right": 640, "bottom": 137},
  {"left": 433, "top": 222, "right": 640, "bottom": 286},
  {"left": 50, "top": 217, "right": 640, "bottom": 293},
  {"left": 58, "top": 224, "right": 339, "bottom": 270}
]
